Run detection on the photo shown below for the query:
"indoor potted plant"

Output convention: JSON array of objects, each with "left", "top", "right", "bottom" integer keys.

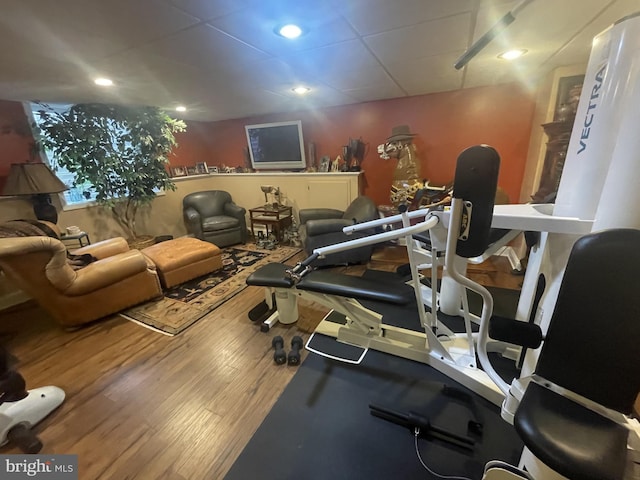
[{"left": 36, "top": 103, "right": 186, "bottom": 246}]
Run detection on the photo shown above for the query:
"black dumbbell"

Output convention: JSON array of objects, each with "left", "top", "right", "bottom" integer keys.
[
  {"left": 288, "top": 336, "right": 303, "bottom": 366},
  {"left": 272, "top": 336, "right": 286, "bottom": 365}
]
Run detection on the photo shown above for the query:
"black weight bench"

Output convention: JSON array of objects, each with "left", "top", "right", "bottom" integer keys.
[
  {"left": 247, "top": 262, "right": 414, "bottom": 306},
  {"left": 245, "top": 261, "right": 415, "bottom": 333}
]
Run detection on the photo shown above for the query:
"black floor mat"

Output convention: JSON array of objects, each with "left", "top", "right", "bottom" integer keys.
[{"left": 225, "top": 344, "right": 523, "bottom": 480}]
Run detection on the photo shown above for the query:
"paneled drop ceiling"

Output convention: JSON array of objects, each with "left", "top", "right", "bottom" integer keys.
[{"left": 0, "top": 0, "right": 637, "bottom": 121}]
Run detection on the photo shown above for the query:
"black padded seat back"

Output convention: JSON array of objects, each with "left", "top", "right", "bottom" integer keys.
[
  {"left": 535, "top": 228, "right": 640, "bottom": 414},
  {"left": 452, "top": 145, "right": 501, "bottom": 258}
]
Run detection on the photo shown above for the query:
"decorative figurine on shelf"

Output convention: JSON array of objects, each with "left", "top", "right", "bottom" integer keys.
[
  {"left": 330, "top": 155, "right": 342, "bottom": 172},
  {"left": 378, "top": 125, "right": 423, "bottom": 207},
  {"left": 344, "top": 137, "right": 365, "bottom": 172},
  {"left": 319, "top": 156, "right": 330, "bottom": 172}
]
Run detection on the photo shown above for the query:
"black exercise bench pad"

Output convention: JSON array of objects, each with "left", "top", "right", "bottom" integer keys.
[
  {"left": 246, "top": 263, "right": 295, "bottom": 288},
  {"left": 514, "top": 382, "right": 628, "bottom": 480},
  {"left": 297, "top": 270, "right": 413, "bottom": 305}
]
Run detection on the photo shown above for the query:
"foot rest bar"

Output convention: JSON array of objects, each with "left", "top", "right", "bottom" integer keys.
[{"left": 305, "top": 332, "right": 368, "bottom": 365}]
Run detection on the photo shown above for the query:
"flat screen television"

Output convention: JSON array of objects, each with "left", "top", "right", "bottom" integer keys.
[{"left": 245, "top": 120, "right": 306, "bottom": 170}]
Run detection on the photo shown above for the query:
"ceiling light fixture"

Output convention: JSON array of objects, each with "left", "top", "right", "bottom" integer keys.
[
  {"left": 94, "top": 77, "right": 113, "bottom": 87},
  {"left": 292, "top": 86, "right": 310, "bottom": 95},
  {"left": 277, "top": 24, "right": 304, "bottom": 39},
  {"left": 498, "top": 49, "right": 528, "bottom": 60},
  {"left": 176, "top": 105, "right": 187, "bottom": 112},
  {"left": 454, "top": 0, "right": 535, "bottom": 70}
]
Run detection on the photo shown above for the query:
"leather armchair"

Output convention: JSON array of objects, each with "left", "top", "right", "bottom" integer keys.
[
  {"left": 0, "top": 236, "right": 162, "bottom": 328},
  {"left": 183, "top": 191, "right": 247, "bottom": 247},
  {"left": 299, "top": 196, "right": 379, "bottom": 267}
]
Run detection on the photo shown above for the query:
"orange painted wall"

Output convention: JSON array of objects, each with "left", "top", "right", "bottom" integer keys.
[
  {"left": 0, "top": 82, "right": 536, "bottom": 206},
  {"left": 172, "top": 82, "right": 536, "bottom": 205}
]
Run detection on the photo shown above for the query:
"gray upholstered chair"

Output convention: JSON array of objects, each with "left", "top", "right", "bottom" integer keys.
[
  {"left": 298, "top": 196, "right": 379, "bottom": 267},
  {"left": 183, "top": 191, "right": 247, "bottom": 247}
]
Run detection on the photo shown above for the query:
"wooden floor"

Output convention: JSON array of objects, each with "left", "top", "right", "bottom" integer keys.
[{"left": 0, "top": 244, "right": 521, "bottom": 479}]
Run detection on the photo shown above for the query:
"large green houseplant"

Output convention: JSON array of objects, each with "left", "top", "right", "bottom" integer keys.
[{"left": 36, "top": 103, "right": 186, "bottom": 242}]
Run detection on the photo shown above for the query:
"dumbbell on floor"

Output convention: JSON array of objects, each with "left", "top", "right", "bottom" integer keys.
[
  {"left": 288, "top": 336, "right": 303, "bottom": 366},
  {"left": 272, "top": 336, "right": 286, "bottom": 365}
]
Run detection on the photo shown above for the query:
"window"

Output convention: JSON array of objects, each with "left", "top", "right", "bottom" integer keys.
[{"left": 26, "top": 103, "right": 98, "bottom": 207}]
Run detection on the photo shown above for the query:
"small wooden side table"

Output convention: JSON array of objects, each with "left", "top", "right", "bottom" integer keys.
[{"left": 249, "top": 205, "right": 293, "bottom": 242}]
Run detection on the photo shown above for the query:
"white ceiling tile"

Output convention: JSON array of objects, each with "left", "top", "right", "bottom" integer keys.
[
  {"left": 318, "top": 65, "right": 399, "bottom": 91},
  {"left": 340, "top": 0, "right": 475, "bottom": 36},
  {"left": 276, "top": 40, "right": 381, "bottom": 80},
  {"left": 207, "top": 2, "right": 356, "bottom": 56},
  {"left": 472, "top": 0, "right": 617, "bottom": 55},
  {"left": 364, "top": 13, "right": 472, "bottom": 64},
  {"left": 165, "top": 0, "right": 249, "bottom": 21},
  {"left": 143, "top": 24, "right": 271, "bottom": 72},
  {"left": 386, "top": 52, "right": 465, "bottom": 95},
  {"left": 544, "top": 0, "right": 639, "bottom": 69},
  {"left": 0, "top": 0, "right": 638, "bottom": 121},
  {"left": 342, "top": 84, "right": 407, "bottom": 102}
]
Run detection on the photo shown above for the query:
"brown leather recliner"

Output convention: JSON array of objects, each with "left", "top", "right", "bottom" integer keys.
[{"left": 0, "top": 236, "right": 163, "bottom": 328}]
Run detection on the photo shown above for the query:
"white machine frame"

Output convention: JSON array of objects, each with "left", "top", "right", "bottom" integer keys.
[{"left": 256, "top": 202, "right": 508, "bottom": 407}]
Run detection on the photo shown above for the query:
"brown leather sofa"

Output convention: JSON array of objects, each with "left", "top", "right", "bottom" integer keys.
[{"left": 0, "top": 236, "right": 163, "bottom": 328}]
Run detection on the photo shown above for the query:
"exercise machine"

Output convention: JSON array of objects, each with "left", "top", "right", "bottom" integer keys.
[
  {"left": 480, "top": 11, "right": 640, "bottom": 479},
  {"left": 247, "top": 145, "right": 510, "bottom": 407}
]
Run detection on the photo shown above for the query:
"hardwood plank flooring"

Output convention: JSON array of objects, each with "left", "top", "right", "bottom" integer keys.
[{"left": 0, "top": 245, "right": 520, "bottom": 479}]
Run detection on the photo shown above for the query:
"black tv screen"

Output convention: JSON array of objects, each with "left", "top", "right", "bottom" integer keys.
[{"left": 245, "top": 120, "right": 306, "bottom": 170}]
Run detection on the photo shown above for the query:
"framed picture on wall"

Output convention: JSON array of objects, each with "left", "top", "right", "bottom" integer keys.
[
  {"left": 171, "top": 166, "right": 187, "bottom": 177},
  {"left": 195, "top": 162, "right": 209, "bottom": 174}
]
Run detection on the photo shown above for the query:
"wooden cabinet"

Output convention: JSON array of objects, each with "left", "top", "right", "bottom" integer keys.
[
  {"left": 531, "top": 121, "right": 573, "bottom": 202},
  {"left": 520, "top": 66, "right": 586, "bottom": 203},
  {"left": 530, "top": 75, "right": 584, "bottom": 203},
  {"left": 194, "top": 171, "right": 364, "bottom": 220}
]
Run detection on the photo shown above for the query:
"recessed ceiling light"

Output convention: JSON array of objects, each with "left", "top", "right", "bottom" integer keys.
[
  {"left": 277, "top": 24, "right": 304, "bottom": 39},
  {"left": 498, "top": 49, "right": 527, "bottom": 60},
  {"left": 176, "top": 105, "right": 187, "bottom": 112},
  {"left": 292, "top": 86, "right": 310, "bottom": 95},
  {"left": 94, "top": 77, "right": 113, "bottom": 87}
]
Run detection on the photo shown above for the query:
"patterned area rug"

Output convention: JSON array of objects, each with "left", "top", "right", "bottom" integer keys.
[{"left": 121, "top": 244, "right": 300, "bottom": 335}]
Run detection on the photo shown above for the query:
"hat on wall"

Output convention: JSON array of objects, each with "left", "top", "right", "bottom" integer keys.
[{"left": 386, "top": 125, "right": 417, "bottom": 142}]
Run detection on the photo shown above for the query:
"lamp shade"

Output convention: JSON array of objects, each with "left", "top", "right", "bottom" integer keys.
[{"left": 2, "top": 163, "right": 68, "bottom": 196}]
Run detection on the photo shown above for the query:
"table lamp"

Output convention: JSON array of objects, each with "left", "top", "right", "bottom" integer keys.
[
  {"left": 2, "top": 163, "right": 69, "bottom": 224},
  {"left": 260, "top": 185, "right": 274, "bottom": 205}
]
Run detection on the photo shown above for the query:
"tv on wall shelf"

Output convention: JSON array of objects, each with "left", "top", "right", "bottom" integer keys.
[{"left": 245, "top": 120, "right": 306, "bottom": 171}]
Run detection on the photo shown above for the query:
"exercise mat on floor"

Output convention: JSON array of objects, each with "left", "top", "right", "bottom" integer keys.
[{"left": 225, "top": 341, "right": 523, "bottom": 480}]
